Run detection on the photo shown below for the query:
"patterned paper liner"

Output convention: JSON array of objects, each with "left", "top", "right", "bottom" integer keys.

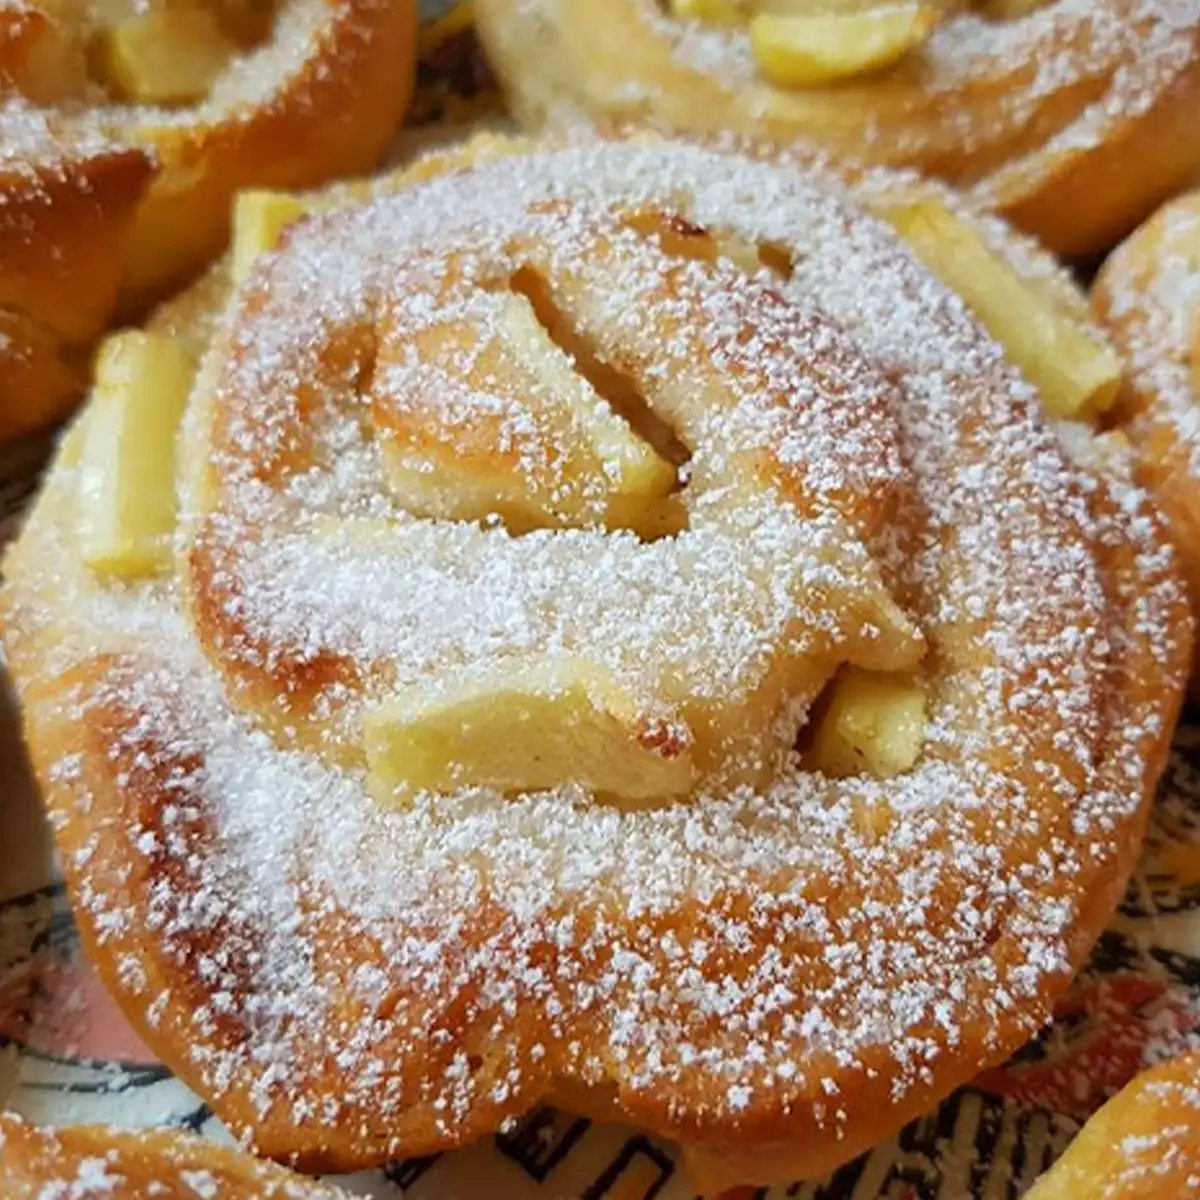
[{"left": 3, "top": 3, "right": 1200, "bottom": 1196}]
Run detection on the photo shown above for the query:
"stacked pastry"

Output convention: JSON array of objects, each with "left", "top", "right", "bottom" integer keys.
[{"left": 3, "top": 3, "right": 1200, "bottom": 1197}]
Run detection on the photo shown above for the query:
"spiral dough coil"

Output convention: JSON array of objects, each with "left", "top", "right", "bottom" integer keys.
[{"left": 1, "top": 136, "right": 1191, "bottom": 1190}]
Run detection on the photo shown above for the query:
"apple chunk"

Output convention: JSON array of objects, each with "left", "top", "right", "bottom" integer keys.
[
  {"left": 377, "top": 290, "right": 682, "bottom": 538},
  {"left": 878, "top": 196, "right": 1122, "bottom": 419},
  {"left": 231, "top": 190, "right": 310, "bottom": 283},
  {"left": 93, "top": 7, "right": 235, "bottom": 105},
  {"left": 78, "top": 331, "right": 194, "bottom": 579},
  {"left": 363, "top": 659, "right": 696, "bottom": 808},
  {"left": 669, "top": 0, "right": 745, "bottom": 22},
  {"left": 807, "top": 667, "right": 925, "bottom": 778},
  {"left": 751, "top": 6, "right": 940, "bottom": 88}
]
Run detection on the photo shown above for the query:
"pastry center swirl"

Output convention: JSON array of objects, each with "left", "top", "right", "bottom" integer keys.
[{"left": 186, "top": 181, "right": 927, "bottom": 808}]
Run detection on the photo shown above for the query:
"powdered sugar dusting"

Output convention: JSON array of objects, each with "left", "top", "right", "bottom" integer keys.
[
  {"left": 0, "top": 0, "right": 387, "bottom": 186},
  {"left": 1, "top": 139, "right": 1188, "bottom": 1167},
  {"left": 522, "top": 0, "right": 1200, "bottom": 204},
  {"left": 0, "top": 1112, "right": 345, "bottom": 1197}
]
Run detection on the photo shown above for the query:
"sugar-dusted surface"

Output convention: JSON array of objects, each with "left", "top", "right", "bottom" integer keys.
[
  {"left": 647, "top": 0, "right": 1200, "bottom": 166},
  {"left": 475, "top": 0, "right": 1200, "bottom": 254},
  {"left": 189, "top": 145, "right": 933, "bottom": 784},
  {"left": 1, "top": 139, "right": 1190, "bottom": 1186},
  {"left": 0, "top": 98, "right": 119, "bottom": 172},
  {"left": 0, "top": 1112, "right": 347, "bottom": 1198}
]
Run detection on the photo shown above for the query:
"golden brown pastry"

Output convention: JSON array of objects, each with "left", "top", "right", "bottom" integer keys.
[
  {"left": 0, "top": 0, "right": 417, "bottom": 441},
  {"left": 474, "top": 0, "right": 1200, "bottom": 258},
  {"left": 1093, "top": 191, "right": 1200, "bottom": 683},
  {"left": 1025, "top": 1052, "right": 1200, "bottom": 1199},
  {"left": 1, "top": 134, "right": 1190, "bottom": 1191},
  {"left": 0, "top": 1113, "right": 345, "bottom": 1198}
]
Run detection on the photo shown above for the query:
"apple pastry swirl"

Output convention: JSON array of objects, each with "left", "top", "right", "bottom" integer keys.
[
  {"left": 474, "top": 0, "right": 1200, "bottom": 257},
  {"left": 0, "top": 0, "right": 416, "bottom": 440},
  {"left": 0, "top": 136, "right": 1190, "bottom": 1190}
]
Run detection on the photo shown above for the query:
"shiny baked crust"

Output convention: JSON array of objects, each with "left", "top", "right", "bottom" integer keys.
[
  {"left": 474, "top": 0, "right": 1200, "bottom": 259},
  {"left": 0, "top": 0, "right": 417, "bottom": 441},
  {"left": 1092, "top": 192, "right": 1200, "bottom": 684},
  {"left": 1, "top": 135, "right": 1191, "bottom": 1191},
  {"left": 0, "top": 1113, "right": 343, "bottom": 1199},
  {"left": 1025, "top": 1052, "right": 1200, "bottom": 1199},
  {"left": 0, "top": 123, "right": 153, "bottom": 443}
]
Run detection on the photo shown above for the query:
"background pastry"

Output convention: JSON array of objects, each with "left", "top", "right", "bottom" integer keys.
[
  {"left": 0, "top": 0, "right": 417, "bottom": 441},
  {"left": 7, "top": 1061, "right": 1198, "bottom": 1199},
  {"left": 473, "top": 0, "right": 1200, "bottom": 258},
  {"left": 1093, "top": 191, "right": 1200, "bottom": 685},
  {"left": 1024, "top": 1051, "right": 1200, "bottom": 1199},
  {"left": 0, "top": 1113, "right": 346, "bottom": 1199},
  {"left": 1, "top": 134, "right": 1190, "bottom": 1190}
]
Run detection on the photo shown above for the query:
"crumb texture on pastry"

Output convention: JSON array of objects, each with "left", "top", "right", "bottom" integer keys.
[
  {"left": 0, "top": 136, "right": 1190, "bottom": 1191},
  {"left": 474, "top": 0, "right": 1200, "bottom": 256}
]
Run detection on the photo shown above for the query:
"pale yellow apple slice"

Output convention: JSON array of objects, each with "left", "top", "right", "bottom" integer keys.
[
  {"left": 78, "top": 331, "right": 194, "bottom": 578},
  {"left": 878, "top": 196, "right": 1122, "bottom": 419},
  {"left": 377, "top": 290, "right": 683, "bottom": 537},
  {"left": 670, "top": 0, "right": 745, "bottom": 22},
  {"left": 231, "top": 190, "right": 310, "bottom": 283},
  {"left": 807, "top": 667, "right": 925, "bottom": 778},
  {"left": 750, "top": 5, "right": 941, "bottom": 88},
  {"left": 93, "top": 7, "right": 235, "bottom": 105},
  {"left": 756, "top": 0, "right": 956, "bottom": 12},
  {"left": 364, "top": 659, "right": 696, "bottom": 808}
]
